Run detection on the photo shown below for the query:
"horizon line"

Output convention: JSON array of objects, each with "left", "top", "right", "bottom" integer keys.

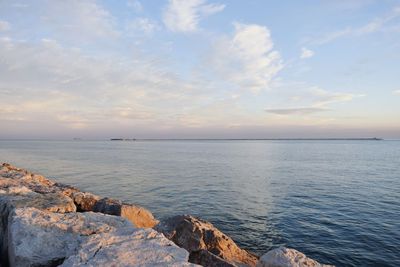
[{"left": 0, "top": 137, "right": 389, "bottom": 141}]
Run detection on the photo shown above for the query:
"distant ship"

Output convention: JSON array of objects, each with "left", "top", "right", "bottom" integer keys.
[{"left": 110, "top": 138, "right": 136, "bottom": 141}]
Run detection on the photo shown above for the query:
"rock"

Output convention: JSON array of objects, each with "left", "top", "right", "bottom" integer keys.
[
  {"left": 8, "top": 207, "right": 134, "bottom": 267},
  {"left": 1, "top": 163, "right": 54, "bottom": 186},
  {"left": 0, "top": 186, "right": 76, "bottom": 213},
  {"left": 0, "top": 177, "right": 20, "bottom": 189},
  {"left": 54, "top": 182, "right": 81, "bottom": 198},
  {"left": 256, "top": 247, "right": 334, "bottom": 267},
  {"left": 0, "top": 187, "right": 76, "bottom": 264},
  {"left": 0, "top": 163, "right": 28, "bottom": 179},
  {"left": 72, "top": 191, "right": 101, "bottom": 212},
  {"left": 61, "top": 227, "right": 200, "bottom": 267},
  {"left": 0, "top": 163, "right": 79, "bottom": 196},
  {"left": 93, "top": 197, "right": 159, "bottom": 228},
  {"left": 189, "top": 249, "right": 236, "bottom": 267},
  {"left": 155, "top": 215, "right": 258, "bottom": 267}
]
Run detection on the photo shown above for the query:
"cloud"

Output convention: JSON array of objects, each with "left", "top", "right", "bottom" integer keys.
[
  {"left": 11, "top": 3, "right": 29, "bottom": 8},
  {"left": 127, "top": 17, "right": 161, "bottom": 35},
  {"left": 163, "top": 0, "right": 225, "bottom": 32},
  {"left": 0, "top": 20, "right": 10, "bottom": 31},
  {"left": 322, "top": 0, "right": 375, "bottom": 10},
  {"left": 127, "top": 0, "right": 143, "bottom": 12},
  {"left": 309, "top": 87, "right": 363, "bottom": 106},
  {"left": 209, "top": 22, "right": 283, "bottom": 93},
  {"left": 357, "top": 6, "right": 400, "bottom": 34},
  {"left": 311, "top": 5, "right": 400, "bottom": 45},
  {"left": 265, "top": 107, "right": 327, "bottom": 115},
  {"left": 300, "top": 47, "right": 314, "bottom": 59},
  {"left": 0, "top": 0, "right": 118, "bottom": 44},
  {"left": 46, "top": 0, "right": 118, "bottom": 40},
  {"left": 313, "top": 28, "right": 352, "bottom": 45},
  {"left": 393, "top": 90, "right": 400, "bottom": 95},
  {"left": 0, "top": 37, "right": 216, "bottom": 130},
  {"left": 264, "top": 86, "right": 362, "bottom": 117}
]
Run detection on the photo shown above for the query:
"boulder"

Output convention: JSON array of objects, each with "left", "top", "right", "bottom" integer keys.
[
  {"left": 53, "top": 182, "right": 81, "bottom": 197},
  {"left": 61, "top": 228, "right": 200, "bottom": 267},
  {"left": 189, "top": 249, "right": 236, "bottom": 267},
  {"left": 0, "top": 187, "right": 76, "bottom": 264},
  {"left": 72, "top": 191, "right": 101, "bottom": 212},
  {"left": 256, "top": 247, "right": 334, "bottom": 267},
  {"left": 8, "top": 207, "right": 134, "bottom": 267},
  {"left": 0, "top": 163, "right": 79, "bottom": 196},
  {"left": 0, "top": 186, "right": 76, "bottom": 213},
  {"left": 93, "top": 197, "right": 159, "bottom": 228},
  {"left": 1, "top": 163, "right": 54, "bottom": 186},
  {"left": 155, "top": 215, "right": 258, "bottom": 267},
  {"left": 0, "top": 163, "right": 28, "bottom": 179}
]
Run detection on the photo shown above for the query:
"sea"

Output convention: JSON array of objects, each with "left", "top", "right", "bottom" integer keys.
[{"left": 0, "top": 140, "right": 399, "bottom": 266}]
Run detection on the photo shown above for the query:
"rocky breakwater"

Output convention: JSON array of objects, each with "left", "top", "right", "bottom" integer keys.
[{"left": 0, "top": 163, "right": 334, "bottom": 267}]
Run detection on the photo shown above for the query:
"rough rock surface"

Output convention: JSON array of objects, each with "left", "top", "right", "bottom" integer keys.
[
  {"left": 8, "top": 207, "right": 134, "bottom": 267},
  {"left": 189, "top": 249, "right": 236, "bottom": 267},
  {"left": 256, "top": 247, "right": 334, "bottom": 267},
  {"left": 0, "top": 186, "right": 76, "bottom": 263},
  {"left": 0, "top": 163, "right": 158, "bottom": 229},
  {"left": 61, "top": 228, "right": 200, "bottom": 267},
  {"left": 0, "top": 163, "right": 80, "bottom": 197},
  {"left": 0, "top": 164, "right": 79, "bottom": 265},
  {"left": 0, "top": 187, "right": 76, "bottom": 213},
  {"left": 93, "top": 197, "right": 159, "bottom": 228},
  {"left": 72, "top": 191, "right": 101, "bottom": 212},
  {"left": 155, "top": 215, "right": 259, "bottom": 267},
  {"left": 54, "top": 182, "right": 81, "bottom": 198}
]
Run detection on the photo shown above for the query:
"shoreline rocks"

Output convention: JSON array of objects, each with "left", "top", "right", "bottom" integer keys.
[
  {"left": 155, "top": 215, "right": 259, "bottom": 266},
  {"left": 8, "top": 207, "right": 133, "bottom": 266},
  {"left": 256, "top": 247, "right": 334, "bottom": 267},
  {"left": 0, "top": 163, "right": 191, "bottom": 267},
  {"left": 93, "top": 197, "right": 159, "bottom": 228},
  {"left": 0, "top": 163, "right": 334, "bottom": 267}
]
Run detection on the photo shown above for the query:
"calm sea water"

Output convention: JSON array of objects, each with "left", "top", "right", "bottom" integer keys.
[{"left": 0, "top": 140, "right": 399, "bottom": 266}]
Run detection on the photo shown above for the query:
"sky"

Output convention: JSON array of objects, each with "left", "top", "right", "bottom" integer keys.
[{"left": 0, "top": 0, "right": 399, "bottom": 139}]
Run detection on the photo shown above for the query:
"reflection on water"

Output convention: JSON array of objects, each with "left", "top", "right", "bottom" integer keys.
[{"left": 1, "top": 140, "right": 399, "bottom": 266}]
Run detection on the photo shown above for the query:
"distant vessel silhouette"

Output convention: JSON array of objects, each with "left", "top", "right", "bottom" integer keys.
[{"left": 110, "top": 138, "right": 136, "bottom": 141}]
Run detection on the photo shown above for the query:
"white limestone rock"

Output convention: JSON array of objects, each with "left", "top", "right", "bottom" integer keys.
[
  {"left": 61, "top": 227, "right": 200, "bottom": 267},
  {"left": 0, "top": 187, "right": 76, "bottom": 263},
  {"left": 256, "top": 247, "right": 334, "bottom": 267},
  {"left": 8, "top": 207, "right": 133, "bottom": 267}
]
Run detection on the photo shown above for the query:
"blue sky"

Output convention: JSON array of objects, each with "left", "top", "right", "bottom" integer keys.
[{"left": 0, "top": 0, "right": 399, "bottom": 139}]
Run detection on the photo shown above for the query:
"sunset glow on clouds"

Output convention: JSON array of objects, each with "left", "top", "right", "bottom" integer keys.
[{"left": 0, "top": 0, "right": 399, "bottom": 139}]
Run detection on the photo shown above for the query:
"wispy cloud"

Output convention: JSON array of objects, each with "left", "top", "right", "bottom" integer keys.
[
  {"left": 309, "top": 87, "right": 363, "bottom": 107},
  {"left": 209, "top": 22, "right": 283, "bottom": 93},
  {"left": 29, "top": 0, "right": 119, "bottom": 43},
  {"left": 322, "top": 0, "right": 375, "bottom": 11},
  {"left": 0, "top": 36, "right": 216, "bottom": 130},
  {"left": 300, "top": 47, "right": 314, "bottom": 59},
  {"left": 126, "top": 17, "right": 161, "bottom": 35},
  {"left": 127, "top": 0, "right": 143, "bottom": 12},
  {"left": 265, "top": 87, "right": 363, "bottom": 117},
  {"left": 393, "top": 90, "right": 400, "bottom": 95},
  {"left": 311, "top": 5, "right": 400, "bottom": 45},
  {"left": 163, "top": 0, "right": 225, "bottom": 32},
  {"left": 265, "top": 107, "right": 327, "bottom": 115},
  {"left": 0, "top": 20, "right": 10, "bottom": 31}
]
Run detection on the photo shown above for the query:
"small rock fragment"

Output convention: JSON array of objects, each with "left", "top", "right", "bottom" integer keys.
[{"left": 256, "top": 247, "right": 334, "bottom": 267}]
